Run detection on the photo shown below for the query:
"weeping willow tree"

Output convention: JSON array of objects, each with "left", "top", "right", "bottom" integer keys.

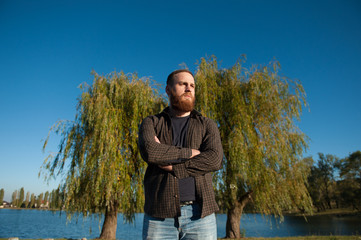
[
  {"left": 41, "top": 71, "right": 164, "bottom": 239},
  {"left": 195, "top": 56, "right": 313, "bottom": 238}
]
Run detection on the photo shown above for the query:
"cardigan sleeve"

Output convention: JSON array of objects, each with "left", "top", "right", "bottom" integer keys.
[{"left": 138, "top": 116, "right": 192, "bottom": 165}]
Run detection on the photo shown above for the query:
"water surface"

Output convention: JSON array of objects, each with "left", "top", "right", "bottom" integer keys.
[{"left": 0, "top": 209, "right": 360, "bottom": 239}]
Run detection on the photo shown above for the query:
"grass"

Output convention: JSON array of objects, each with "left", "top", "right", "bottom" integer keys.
[
  {"left": 242, "top": 237, "right": 360, "bottom": 240},
  {"left": 221, "top": 236, "right": 361, "bottom": 240},
  {"left": 2, "top": 237, "right": 361, "bottom": 240}
]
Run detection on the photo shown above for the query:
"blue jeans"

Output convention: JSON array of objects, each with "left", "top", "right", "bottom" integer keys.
[{"left": 142, "top": 203, "right": 217, "bottom": 240}]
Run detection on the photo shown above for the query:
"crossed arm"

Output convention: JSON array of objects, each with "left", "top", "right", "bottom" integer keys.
[
  {"left": 138, "top": 116, "right": 223, "bottom": 178},
  {"left": 154, "top": 136, "right": 200, "bottom": 172}
]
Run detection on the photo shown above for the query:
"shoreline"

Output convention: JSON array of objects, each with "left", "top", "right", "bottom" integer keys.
[
  {"left": 2, "top": 207, "right": 361, "bottom": 217},
  {"left": 284, "top": 208, "right": 361, "bottom": 217}
]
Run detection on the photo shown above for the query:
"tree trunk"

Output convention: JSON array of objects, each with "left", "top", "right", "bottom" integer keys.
[
  {"left": 226, "top": 202, "right": 243, "bottom": 238},
  {"left": 225, "top": 191, "right": 252, "bottom": 239},
  {"left": 99, "top": 201, "right": 118, "bottom": 239}
]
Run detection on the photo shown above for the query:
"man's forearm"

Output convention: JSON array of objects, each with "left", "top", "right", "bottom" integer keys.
[
  {"left": 138, "top": 117, "right": 192, "bottom": 165},
  {"left": 157, "top": 140, "right": 200, "bottom": 172}
]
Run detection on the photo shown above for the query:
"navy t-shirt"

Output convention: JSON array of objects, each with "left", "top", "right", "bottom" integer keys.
[{"left": 171, "top": 115, "right": 196, "bottom": 202}]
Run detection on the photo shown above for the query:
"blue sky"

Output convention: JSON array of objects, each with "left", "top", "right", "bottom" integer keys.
[{"left": 1, "top": 0, "right": 360, "bottom": 201}]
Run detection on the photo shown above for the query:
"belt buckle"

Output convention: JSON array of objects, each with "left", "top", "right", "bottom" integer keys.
[{"left": 180, "top": 200, "right": 193, "bottom": 207}]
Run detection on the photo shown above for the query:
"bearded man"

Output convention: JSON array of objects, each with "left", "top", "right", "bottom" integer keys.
[{"left": 138, "top": 69, "right": 223, "bottom": 240}]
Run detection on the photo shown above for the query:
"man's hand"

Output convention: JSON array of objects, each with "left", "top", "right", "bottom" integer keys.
[
  {"left": 154, "top": 136, "right": 160, "bottom": 143},
  {"left": 159, "top": 165, "right": 173, "bottom": 171},
  {"left": 191, "top": 149, "right": 200, "bottom": 158}
]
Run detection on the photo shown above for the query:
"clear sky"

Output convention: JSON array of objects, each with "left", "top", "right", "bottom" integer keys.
[{"left": 1, "top": 0, "right": 360, "bottom": 201}]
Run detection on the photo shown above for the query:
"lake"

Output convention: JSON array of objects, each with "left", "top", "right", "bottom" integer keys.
[{"left": 0, "top": 209, "right": 360, "bottom": 239}]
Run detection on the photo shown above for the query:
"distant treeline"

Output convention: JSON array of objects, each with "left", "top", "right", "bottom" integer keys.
[
  {"left": 1, "top": 150, "right": 360, "bottom": 213},
  {"left": 216, "top": 150, "right": 361, "bottom": 213},
  {"left": 0, "top": 187, "right": 64, "bottom": 210},
  {"left": 306, "top": 151, "right": 361, "bottom": 212}
]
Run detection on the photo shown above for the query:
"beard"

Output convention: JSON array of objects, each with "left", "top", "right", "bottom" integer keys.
[{"left": 169, "top": 89, "right": 195, "bottom": 112}]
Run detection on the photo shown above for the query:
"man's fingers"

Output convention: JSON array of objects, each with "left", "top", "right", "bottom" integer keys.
[
  {"left": 159, "top": 165, "right": 173, "bottom": 171},
  {"left": 191, "top": 149, "right": 201, "bottom": 158}
]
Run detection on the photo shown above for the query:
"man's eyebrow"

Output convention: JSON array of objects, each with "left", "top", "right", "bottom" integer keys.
[{"left": 177, "top": 81, "right": 195, "bottom": 86}]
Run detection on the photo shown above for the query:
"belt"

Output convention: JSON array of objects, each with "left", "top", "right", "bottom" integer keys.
[{"left": 180, "top": 200, "right": 195, "bottom": 207}]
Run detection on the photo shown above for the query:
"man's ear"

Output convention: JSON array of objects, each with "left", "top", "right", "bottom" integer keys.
[{"left": 165, "top": 85, "right": 170, "bottom": 96}]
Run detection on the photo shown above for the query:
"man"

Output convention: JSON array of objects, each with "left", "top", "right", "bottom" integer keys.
[{"left": 138, "top": 69, "right": 223, "bottom": 240}]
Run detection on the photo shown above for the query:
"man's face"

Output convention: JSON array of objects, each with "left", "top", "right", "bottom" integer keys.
[{"left": 167, "top": 72, "right": 195, "bottom": 112}]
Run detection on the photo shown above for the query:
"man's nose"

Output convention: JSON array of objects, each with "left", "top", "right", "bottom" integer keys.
[{"left": 185, "top": 85, "right": 191, "bottom": 92}]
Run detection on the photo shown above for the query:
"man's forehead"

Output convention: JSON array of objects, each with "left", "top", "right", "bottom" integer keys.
[{"left": 174, "top": 72, "right": 195, "bottom": 83}]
